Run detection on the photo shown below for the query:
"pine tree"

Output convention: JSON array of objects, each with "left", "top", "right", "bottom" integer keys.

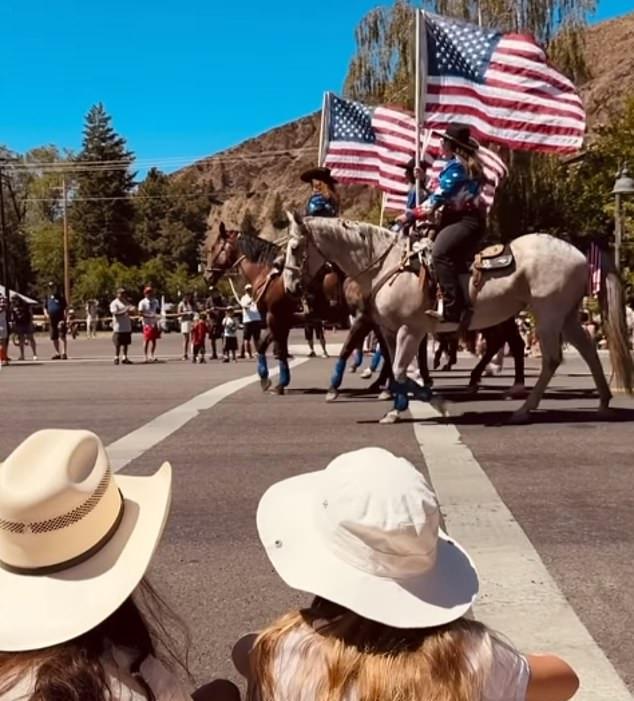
[
  {"left": 70, "top": 104, "right": 137, "bottom": 264},
  {"left": 134, "top": 167, "right": 171, "bottom": 258}
]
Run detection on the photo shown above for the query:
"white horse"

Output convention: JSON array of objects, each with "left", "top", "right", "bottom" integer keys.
[{"left": 285, "top": 213, "right": 632, "bottom": 424}]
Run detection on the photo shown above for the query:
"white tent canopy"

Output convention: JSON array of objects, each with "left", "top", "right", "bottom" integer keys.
[{"left": 0, "top": 285, "right": 39, "bottom": 305}]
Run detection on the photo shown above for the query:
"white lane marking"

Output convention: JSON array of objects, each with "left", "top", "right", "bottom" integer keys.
[
  {"left": 409, "top": 401, "right": 632, "bottom": 701},
  {"left": 107, "top": 359, "right": 307, "bottom": 472}
]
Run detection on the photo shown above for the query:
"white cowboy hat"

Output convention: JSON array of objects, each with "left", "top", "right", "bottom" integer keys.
[
  {"left": 0, "top": 429, "right": 172, "bottom": 651},
  {"left": 257, "top": 447, "right": 478, "bottom": 628}
]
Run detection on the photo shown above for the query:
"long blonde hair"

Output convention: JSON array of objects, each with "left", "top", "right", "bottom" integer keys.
[
  {"left": 455, "top": 146, "right": 485, "bottom": 187},
  {"left": 249, "top": 598, "right": 494, "bottom": 701}
]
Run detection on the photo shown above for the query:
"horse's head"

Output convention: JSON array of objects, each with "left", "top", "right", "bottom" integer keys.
[
  {"left": 205, "top": 222, "right": 241, "bottom": 285},
  {"left": 284, "top": 210, "right": 316, "bottom": 295}
]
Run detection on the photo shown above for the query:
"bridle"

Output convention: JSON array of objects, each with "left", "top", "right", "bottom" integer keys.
[{"left": 206, "top": 235, "right": 246, "bottom": 278}]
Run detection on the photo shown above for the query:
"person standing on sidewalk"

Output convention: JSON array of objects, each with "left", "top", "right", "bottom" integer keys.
[
  {"left": 138, "top": 286, "right": 161, "bottom": 363},
  {"left": 110, "top": 288, "right": 135, "bottom": 365},
  {"left": 177, "top": 293, "right": 195, "bottom": 360},
  {"left": 222, "top": 308, "right": 239, "bottom": 362},
  {"left": 10, "top": 294, "right": 37, "bottom": 361},
  {"left": 239, "top": 283, "right": 261, "bottom": 359},
  {"left": 85, "top": 298, "right": 99, "bottom": 338},
  {"left": 0, "top": 295, "right": 8, "bottom": 367},
  {"left": 43, "top": 281, "right": 68, "bottom": 360}
]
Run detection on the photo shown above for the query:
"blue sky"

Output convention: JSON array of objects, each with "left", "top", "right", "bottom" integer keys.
[{"left": 0, "top": 0, "right": 628, "bottom": 172}]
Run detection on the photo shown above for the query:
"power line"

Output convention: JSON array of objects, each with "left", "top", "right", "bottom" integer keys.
[{"left": 4, "top": 147, "right": 319, "bottom": 174}]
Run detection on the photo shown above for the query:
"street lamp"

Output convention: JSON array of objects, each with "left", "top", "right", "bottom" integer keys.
[{"left": 612, "top": 166, "right": 634, "bottom": 273}]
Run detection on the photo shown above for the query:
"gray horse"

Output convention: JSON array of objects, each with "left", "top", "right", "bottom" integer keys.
[{"left": 284, "top": 213, "right": 632, "bottom": 424}]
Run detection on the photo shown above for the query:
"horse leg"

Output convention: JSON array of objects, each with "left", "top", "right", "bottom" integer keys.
[
  {"left": 256, "top": 326, "right": 273, "bottom": 392},
  {"left": 510, "top": 318, "right": 563, "bottom": 424},
  {"left": 380, "top": 326, "right": 425, "bottom": 424},
  {"left": 562, "top": 312, "right": 613, "bottom": 414},
  {"left": 505, "top": 320, "right": 528, "bottom": 399},
  {"left": 327, "top": 316, "right": 372, "bottom": 402},
  {"left": 370, "top": 326, "right": 394, "bottom": 399},
  {"left": 273, "top": 324, "right": 292, "bottom": 395},
  {"left": 469, "top": 332, "right": 499, "bottom": 392},
  {"left": 417, "top": 334, "right": 433, "bottom": 387}
]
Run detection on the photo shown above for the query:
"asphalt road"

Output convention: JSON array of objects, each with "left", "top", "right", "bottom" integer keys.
[{"left": 1, "top": 329, "right": 633, "bottom": 695}]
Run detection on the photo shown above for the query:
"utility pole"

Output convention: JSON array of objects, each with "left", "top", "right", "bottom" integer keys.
[
  {"left": 0, "top": 163, "right": 9, "bottom": 302},
  {"left": 62, "top": 176, "right": 70, "bottom": 303}
]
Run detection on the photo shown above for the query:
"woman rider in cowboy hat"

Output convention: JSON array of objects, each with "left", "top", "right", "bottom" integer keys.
[
  {"left": 269, "top": 167, "right": 339, "bottom": 278},
  {"left": 300, "top": 166, "right": 340, "bottom": 217},
  {"left": 398, "top": 123, "right": 485, "bottom": 325}
]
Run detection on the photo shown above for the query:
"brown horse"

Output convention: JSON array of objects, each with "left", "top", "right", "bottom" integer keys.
[{"left": 205, "top": 223, "right": 346, "bottom": 394}]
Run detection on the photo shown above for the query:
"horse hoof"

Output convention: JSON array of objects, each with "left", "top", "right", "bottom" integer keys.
[
  {"left": 260, "top": 377, "right": 272, "bottom": 392},
  {"left": 379, "top": 410, "right": 400, "bottom": 425},
  {"left": 269, "top": 386, "right": 285, "bottom": 396},
  {"left": 505, "top": 384, "right": 529, "bottom": 400},
  {"left": 377, "top": 390, "right": 392, "bottom": 401},
  {"left": 326, "top": 389, "right": 339, "bottom": 402},
  {"left": 467, "top": 383, "right": 479, "bottom": 394},
  {"left": 424, "top": 378, "right": 434, "bottom": 388},
  {"left": 508, "top": 410, "right": 531, "bottom": 425}
]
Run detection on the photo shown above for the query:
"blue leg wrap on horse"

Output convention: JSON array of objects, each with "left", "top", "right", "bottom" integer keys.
[
  {"left": 279, "top": 360, "right": 291, "bottom": 387},
  {"left": 331, "top": 358, "right": 346, "bottom": 388},
  {"left": 390, "top": 381, "right": 409, "bottom": 412},
  {"left": 257, "top": 354, "right": 269, "bottom": 379},
  {"left": 352, "top": 348, "right": 363, "bottom": 369},
  {"left": 370, "top": 348, "right": 382, "bottom": 372},
  {"left": 405, "top": 377, "right": 433, "bottom": 402}
]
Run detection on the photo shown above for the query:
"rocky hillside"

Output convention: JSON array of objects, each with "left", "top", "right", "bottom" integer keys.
[
  {"left": 179, "top": 12, "right": 634, "bottom": 242},
  {"left": 580, "top": 12, "right": 634, "bottom": 129}
]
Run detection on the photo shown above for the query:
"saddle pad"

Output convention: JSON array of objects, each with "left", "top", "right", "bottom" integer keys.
[
  {"left": 478, "top": 243, "right": 505, "bottom": 259},
  {"left": 473, "top": 244, "right": 513, "bottom": 271}
]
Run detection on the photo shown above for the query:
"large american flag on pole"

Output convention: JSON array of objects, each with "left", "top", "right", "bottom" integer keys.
[
  {"left": 422, "top": 12, "right": 586, "bottom": 154},
  {"left": 323, "top": 93, "right": 507, "bottom": 213}
]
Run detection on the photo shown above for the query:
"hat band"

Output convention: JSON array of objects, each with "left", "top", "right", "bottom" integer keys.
[{"left": 0, "top": 492, "right": 125, "bottom": 576}]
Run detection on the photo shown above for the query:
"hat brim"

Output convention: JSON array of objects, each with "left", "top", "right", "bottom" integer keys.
[
  {"left": 257, "top": 471, "right": 478, "bottom": 629},
  {"left": 0, "top": 463, "right": 172, "bottom": 651},
  {"left": 300, "top": 168, "right": 338, "bottom": 186},
  {"left": 433, "top": 130, "right": 480, "bottom": 153}
]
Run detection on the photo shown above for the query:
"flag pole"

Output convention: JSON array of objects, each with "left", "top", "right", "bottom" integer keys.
[
  {"left": 415, "top": 10, "right": 428, "bottom": 206},
  {"left": 379, "top": 192, "right": 386, "bottom": 228},
  {"left": 317, "top": 91, "right": 330, "bottom": 166}
]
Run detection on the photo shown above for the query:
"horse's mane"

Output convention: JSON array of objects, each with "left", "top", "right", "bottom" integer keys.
[
  {"left": 305, "top": 217, "right": 399, "bottom": 248},
  {"left": 237, "top": 232, "right": 280, "bottom": 265}
]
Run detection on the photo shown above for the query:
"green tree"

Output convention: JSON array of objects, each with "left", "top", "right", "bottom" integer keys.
[
  {"left": 70, "top": 104, "right": 137, "bottom": 264},
  {"left": 134, "top": 169, "right": 213, "bottom": 273}
]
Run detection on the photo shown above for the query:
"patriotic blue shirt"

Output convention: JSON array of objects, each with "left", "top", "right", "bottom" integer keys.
[
  {"left": 306, "top": 193, "right": 338, "bottom": 217},
  {"left": 424, "top": 157, "right": 481, "bottom": 213}
]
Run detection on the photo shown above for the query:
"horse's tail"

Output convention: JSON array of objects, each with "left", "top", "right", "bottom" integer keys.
[{"left": 599, "top": 250, "right": 633, "bottom": 393}]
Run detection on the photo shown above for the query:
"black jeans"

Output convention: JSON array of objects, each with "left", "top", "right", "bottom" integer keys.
[{"left": 432, "top": 213, "right": 484, "bottom": 323}]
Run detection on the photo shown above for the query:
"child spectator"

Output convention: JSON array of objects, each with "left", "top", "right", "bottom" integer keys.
[
  {"left": 244, "top": 447, "right": 579, "bottom": 701},
  {"left": 222, "top": 308, "right": 239, "bottom": 363},
  {"left": 191, "top": 313, "right": 207, "bottom": 364}
]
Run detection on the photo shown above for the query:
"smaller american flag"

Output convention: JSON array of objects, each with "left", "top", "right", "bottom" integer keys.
[
  {"left": 587, "top": 241, "right": 603, "bottom": 296},
  {"left": 323, "top": 93, "right": 507, "bottom": 214}
]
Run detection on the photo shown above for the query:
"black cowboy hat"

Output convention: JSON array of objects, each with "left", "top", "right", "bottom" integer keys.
[
  {"left": 434, "top": 123, "right": 479, "bottom": 153},
  {"left": 300, "top": 166, "right": 338, "bottom": 187}
]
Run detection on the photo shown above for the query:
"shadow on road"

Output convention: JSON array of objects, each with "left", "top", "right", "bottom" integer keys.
[{"left": 413, "top": 407, "right": 634, "bottom": 427}]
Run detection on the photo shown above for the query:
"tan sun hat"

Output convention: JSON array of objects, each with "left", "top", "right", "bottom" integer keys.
[
  {"left": 0, "top": 429, "right": 172, "bottom": 651},
  {"left": 257, "top": 447, "right": 478, "bottom": 628}
]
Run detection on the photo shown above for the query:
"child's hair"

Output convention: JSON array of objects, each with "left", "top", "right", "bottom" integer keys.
[
  {"left": 0, "top": 579, "right": 191, "bottom": 701},
  {"left": 250, "top": 597, "right": 494, "bottom": 701}
]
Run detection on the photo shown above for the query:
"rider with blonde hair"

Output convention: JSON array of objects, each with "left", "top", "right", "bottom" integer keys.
[{"left": 399, "top": 123, "right": 486, "bottom": 324}]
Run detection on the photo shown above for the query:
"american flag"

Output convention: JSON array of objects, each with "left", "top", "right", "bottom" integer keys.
[
  {"left": 422, "top": 12, "right": 586, "bottom": 154},
  {"left": 323, "top": 93, "right": 507, "bottom": 213},
  {"left": 587, "top": 241, "right": 603, "bottom": 296}
]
